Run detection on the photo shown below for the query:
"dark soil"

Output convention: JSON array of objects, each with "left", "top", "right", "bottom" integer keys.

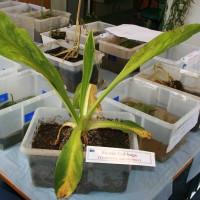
[
  {"left": 30, "top": 121, "right": 131, "bottom": 192},
  {"left": 51, "top": 31, "right": 66, "bottom": 40},
  {"left": 31, "top": 121, "right": 130, "bottom": 150},
  {"left": 45, "top": 47, "right": 83, "bottom": 62},
  {"left": 37, "top": 11, "right": 54, "bottom": 20},
  {"left": 118, "top": 39, "right": 145, "bottom": 49}
]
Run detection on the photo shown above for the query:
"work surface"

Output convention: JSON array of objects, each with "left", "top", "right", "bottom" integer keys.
[{"left": 0, "top": 130, "right": 200, "bottom": 200}]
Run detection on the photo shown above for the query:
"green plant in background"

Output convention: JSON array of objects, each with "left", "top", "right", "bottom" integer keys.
[
  {"left": 0, "top": 11, "right": 200, "bottom": 198},
  {"left": 163, "top": 0, "right": 194, "bottom": 30}
]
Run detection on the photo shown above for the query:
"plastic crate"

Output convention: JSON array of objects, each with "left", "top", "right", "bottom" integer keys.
[
  {"left": 39, "top": 40, "right": 104, "bottom": 92},
  {"left": 40, "top": 21, "right": 115, "bottom": 45},
  {"left": 20, "top": 107, "right": 137, "bottom": 190},
  {"left": 135, "top": 62, "right": 200, "bottom": 130},
  {"left": 99, "top": 77, "right": 200, "bottom": 162},
  {"left": 0, "top": 70, "right": 62, "bottom": 149},
  {"left": 98, "top": 34, "right": 146, "bottom": 59},
  {"left": 1, "top": 3, "right": 42, "bottom": 13},
  {"left": 0, "top": 55, "right": 22, "bottom": 78},
  {"left": 0, "top": 1, "right": 25, "bottom": 9},
  {"left": 140, "top": 43, "right": 200, "bottom": 72},
  {"left": 23, "top": 9, "right": 71, "bottom": 42}
]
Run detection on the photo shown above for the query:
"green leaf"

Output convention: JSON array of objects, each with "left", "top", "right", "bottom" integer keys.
[
  {"left": 73, "top": 83, "right": 82, "bottom": 109},
  {"left": 80, "top": 31, "right": 95, "bottom": 116},
  {"left": 54, "top": 127, "right": 84, "bottom": 198},
  {"left": 86, "top": 120, "right": 152, "bottom": 139},
  {"left": 87, "top": 24, "right": 200, "bottom": 119},
  {"left": 0, "top": 11, "right": 79, "bottom": 124}
]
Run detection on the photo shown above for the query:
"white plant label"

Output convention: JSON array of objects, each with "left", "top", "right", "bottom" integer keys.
[
  {"left": 167, "top": 111, "right": 199, "bottom": 153},
  {"left": 181, "top": 50, "right": 200, "bottom": 65},
  {"left": 86, "top": 146, "right": 155, "bottom": 167}
]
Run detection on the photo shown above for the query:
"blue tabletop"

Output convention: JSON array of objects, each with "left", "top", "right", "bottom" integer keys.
[{"left": 0, "top": 130, "right": 200, "bottom": 200}]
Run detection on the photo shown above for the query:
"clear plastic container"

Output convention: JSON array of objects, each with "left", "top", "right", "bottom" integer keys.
[
  {"left": 20, "top": 107, "right": 137, "bottom": 191},
  {"left": 0, "top": 1, "right": 24, "bottom": 9},
  {"left": 23, "top": 9, "right": 71, "bottom": 42},
  {"left": 98, "top": 34, "right": 146, "bottom": 59},
  {"left": 140, "top": 42, "right": 200, "bottom": 72},
  {"left": 40, "top": 21, "right": 115, "bottom": 45},
  {"left": 0, "top": 70, "right": 62, "bottom": 149},
  {"left": 39, "top": 40, "right": 104, "bottom": 92},
  {"left": 135, "top": 62, "right": 200, "bottom": 131},
  {"left": 99, "top": 77, "right": 200, "bottom": 161},
  {"left": 0, "top": 55, "right": 22, "bottom": 78}
]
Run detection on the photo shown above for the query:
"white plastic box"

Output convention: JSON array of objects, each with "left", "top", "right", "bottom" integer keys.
[
  {"left": 135, "top": 63, "right": 200, "bottom": 130},
  {"left": 98, "top": 34, "right": 146, "bottom": 59},
  {"left": 39, "top": 40, "right": 104, "bottom": 92},
  {"left": 99, "top": 77, "right": 200, "bottom": 161},
  {"left": 20, "top": 107, "right": 137, "bottom": 191},
  {"left": 40, "top": 21, "right": 115, "bottom": 45},
  {"left": 23, "top": 9, "right": 71, "bottom": 42},
  {"left": 0, "top": 70, "right": 62, "bottom": 149},
  {"left": 0, "top": 55, "right": 22, "bottom": 78},
  {"left": 140, "top": 43, "right": 200, "bottom": 71},
  {"left": 1, "top": 3, "right": 42, "bottom": 13},
  {"left": 0, "top": 1, "right": 25, "bottom": 9}
]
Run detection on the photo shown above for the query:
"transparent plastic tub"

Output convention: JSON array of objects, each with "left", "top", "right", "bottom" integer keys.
[
  {"left": 99, "top": 77, "right": 200, "bottom": 162},
  {"left": 0, "top": 70, "right": 62, "bottom": 149},
  {"left": 140, "top": 42, "right": 200, "bottom": 72},
  {"left": 98, "top": 34, "right": 146, "bottom": 59},
  {"left": 135, "top": 62, "right": 200, "bottom": 131},
  {"left": 40, "top": 21, "right": 115, "bottom": 45},
  {"left": 0, "top": 55, "right": 22, "bottom": 78},
  {"left": 0, "top": 1, "right": 24, "bottom": 9},
  {"left": 39, "top": 40, "right": 104, "bottom": 92},
  {"left": 1, "top": 3, "right": 42, "bottom": 13},
  {"left": 20, "top": 107, "right": 137, "bottom": 191},
  {"left": 23, "top": 9, "right": 71, "bottom": 42}
]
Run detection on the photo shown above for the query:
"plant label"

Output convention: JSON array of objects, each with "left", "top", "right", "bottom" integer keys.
[{"left": 86, "top": 146, "right": 156, "bottom": 167}]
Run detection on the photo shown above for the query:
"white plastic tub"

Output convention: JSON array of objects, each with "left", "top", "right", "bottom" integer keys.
[
  {"left": 20, "top": 107, "right": 138, "bottom": 191},
  {"left": 0, "top": 70, "right": 62, "bottom": 149},
  {"left": 99, "top": 77, "right": 200, "bottom": 161},
  {"left": 23, "top": 9, "right": 71, "bottom": 42},
  {"left": 39, "top": 40, "right": 104, "bottom": 92},
  {"left": 98, "top": 34, "right": 146, "bottom": 59},
  {"left": 0, "top": 55, "right": 22, "bottom": 78},
  {"left": 0, "top": 1, "right": 24, "bottom": 9},
  {"left": 140, "top": 42, "right": 200, "bottom": 72},
  {"left": 135, "top": 63, "right": 200, "bottom": 131},
  {"left": 40, "top": 21, "right": 115, "bottom": 45}
]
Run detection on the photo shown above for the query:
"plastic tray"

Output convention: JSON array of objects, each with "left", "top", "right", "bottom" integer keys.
[
  {"left": 0, "top": 70, "right": 62, "bottom": 149},
  {"left": 39, "top": 40, "right": 104, "bottom": 92},
  {"left": 0, "top": 55, "right": 22, "bottom": 78},
  {"left": 20, "top": 107, "right": 138, "bottom": 191},
  {"left": 135, "top": 62, "right": 200, "bottom": 131},
  {"left": 40, "top": 21, "right": 115, "bottom": 45},
  {"left": 140, "top": 42, "right": 200, "bottom": 72},
  {"left": 98, "top": 34, "right": 146, "bottom": 59},
  {"left": 99, "top": 77, "right": 200, "bottom": 161}
]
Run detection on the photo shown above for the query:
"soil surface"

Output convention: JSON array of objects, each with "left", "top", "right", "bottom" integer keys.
[
  {"left": 118, "top": 39, "right": 145, "bottom": 49},
  {"left": 31, "top": 121, "right": 130, "bottom": 150},
  {"left": 45, "top": 47, "right": 83, "bottom": 62}
]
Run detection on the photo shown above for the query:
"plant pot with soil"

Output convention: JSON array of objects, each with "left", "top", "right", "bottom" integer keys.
[
  {"left": 23, "top": 9, "right": 71, "bottom": 42},
  {"left": 20, "top": 107, "right": 138, "bottom": 192},
  {"left": 0, "top": 9, "right": 200, "bottom": 199},
  {"left": 135, "top": 62, "right": 200, "bottom": 131},
  {"left": 38, "top": 40, "right": 104, "bottom": 92}
]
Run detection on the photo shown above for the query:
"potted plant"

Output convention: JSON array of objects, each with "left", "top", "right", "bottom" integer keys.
[{"left": 0, "top": 10, "right": 200, "bottom": 199}]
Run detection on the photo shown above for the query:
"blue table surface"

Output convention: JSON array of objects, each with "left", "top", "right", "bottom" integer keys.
[{"left": 0, "top": 130, "right": 200, "bottom": 200}]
